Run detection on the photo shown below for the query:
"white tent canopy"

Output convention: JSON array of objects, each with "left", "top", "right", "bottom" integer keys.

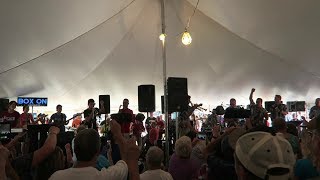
[{"left": 1, "top": 0, "right": 320, "bottom": 114}]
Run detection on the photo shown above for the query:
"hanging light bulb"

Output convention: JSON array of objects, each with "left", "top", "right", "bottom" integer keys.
[
  {"left": 182, "top": 30, "right": 192, "bottom": 45},
  {"left": 159, "top": 33, "right": 166, "bottom": 42}
]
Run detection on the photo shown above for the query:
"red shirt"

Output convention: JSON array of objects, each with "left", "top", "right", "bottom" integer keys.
[
  {"left": 157, "top": 120, "right": 165, "bottom": 131},
  {"left": 19, "top": 113, "right": 33, "bottom": 127},
  {"left": 0, "top": 111, "right": 20, "bottom": 128},
  {"left": 132, "top": 120, "right": 145, "bottom": 135},
  {"left": 72, "top": 117, "right": 82, "bottom": 128},
  {"left": 149, "top": 127, "right": 159, "bottom": 145},
  {"left": 119, "top": 108, "right": 133, "bottom": 133}
]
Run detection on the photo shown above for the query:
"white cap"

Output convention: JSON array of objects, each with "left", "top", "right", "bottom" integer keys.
[{"left": 235, "top": 131, "right": 295, "bottom": 179}]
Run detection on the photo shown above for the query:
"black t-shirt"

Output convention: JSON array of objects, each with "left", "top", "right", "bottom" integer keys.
[
  {"left": 50, "top": 113, "right": 67, "bottom": 132},
  {"left": 83, "top": 108, "right": 99, "bottom": 130}
]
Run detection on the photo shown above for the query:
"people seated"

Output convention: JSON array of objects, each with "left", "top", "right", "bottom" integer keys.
[{"left": 140, "top": 146, "right": 173, "bottom": 180}]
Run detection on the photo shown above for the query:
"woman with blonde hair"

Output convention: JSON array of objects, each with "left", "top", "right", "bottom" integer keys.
[{"left": 168, "top": 136, "right": 198, "bottom": 180}]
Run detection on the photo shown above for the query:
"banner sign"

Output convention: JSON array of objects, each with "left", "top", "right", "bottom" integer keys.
[{"left": 17, "top": 97, "right": 48, "bottom": 106}]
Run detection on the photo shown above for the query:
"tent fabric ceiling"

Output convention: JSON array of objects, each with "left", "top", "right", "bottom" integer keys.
[{"left": 0, "top": 0, "right": 319, "bottom": 113}]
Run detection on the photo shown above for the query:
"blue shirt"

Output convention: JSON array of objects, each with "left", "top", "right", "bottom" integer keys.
[{"left": 295, "top": 158, "right": 320, "bottom": 180}]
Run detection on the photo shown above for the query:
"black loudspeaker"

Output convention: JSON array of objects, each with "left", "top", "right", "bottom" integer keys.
[
  {"left": 168, "top": 95, "right": 189, "bottom": 113},
  {"left": 167, "top": 77, "right": 188, "bottom": 95},
  {"left": 99, "top": 95, "right": 110, "bottom": 114},
  {"left": 287, "top": 101, "right": 305, "bottom": 112},
  {"left": 0, "top": 99, "right": 9, "bottom": 113},
  {"left": 265, "top": 101, "right": 275, "bottom": 112},
  {"left": 138, "top": 85, "right": 155, "bottom": 112},
  {"left": 167, "top": 77, "right": 188, "bottom": 112}
]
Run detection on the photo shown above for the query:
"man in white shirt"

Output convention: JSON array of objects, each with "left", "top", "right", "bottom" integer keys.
[
  {"left": 49, "top": 120, "right": 140, "bottom": 180},
  {"left": 140, "top": 146, "right": 173, "bottom": 180}
]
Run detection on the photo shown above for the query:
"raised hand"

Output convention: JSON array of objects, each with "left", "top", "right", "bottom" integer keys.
[
  {"left": 49, "top": 126, "right": 60, "bottom": 135},
  {"left": 110, "top": 120, "right": 121, "bottom": 137},
  {"left": 126, "top": 137, "right": 140, "bottom": 161},
  {"left": 65, "top": 143, "right": 71, "bottom": 151},
  {"left": 251, "top": 88, "right": 255, "bottom": 93}
]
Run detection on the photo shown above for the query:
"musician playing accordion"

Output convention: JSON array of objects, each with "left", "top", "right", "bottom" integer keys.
[{"left": 269, "top": 95, "right": 288, "bottom": 122}]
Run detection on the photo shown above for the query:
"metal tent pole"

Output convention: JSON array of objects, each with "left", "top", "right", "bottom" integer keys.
[{"left": 160, "top": 0, "right": 169, "bottom": 167}]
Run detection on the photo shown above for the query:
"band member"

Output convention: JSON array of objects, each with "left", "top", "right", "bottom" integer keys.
[
  {"left": 309, "top": 98, "right": 320, "bottom": 119},
  {"left": 156, "top": 116, "right": 165, "bottom": 138},
  {"left": 83, "top": 99, "right": 105, "bottom": 131},
  {"left": 49, "top": 104, "right": 67, "bottom": 132},
  {"left": 224, "top": 98, "right": 239, "bottom": 126},
  {"left": 0, "top": 101, "right": 20, "bottom": 128},
  {"left": 19, "top": 105, "right": 34, "bottom": 128},
  {"left": 229, "top": 98, "right": 237, "bottom": 108},
  {"left": 178, "top": 96, "right": 201, "bottom": 137},
  {"left": 72, "top": 114, "right": 82, "bottom": 128},
  {"left": 203, "top": 108, "right": 218, "bottom": 131},
  {"left": 149, "top": 121, "right": 159, "bottom": 146},
  {"left": 249, "top": 88, "right": 268, "bottom": 126},
  {"left": 270, "top": 95, "right": 288, "bottom": 121},
  {"left": 118, "top": 98, "right": 134, "bottom": 138},
  {"left": 132, "top": 113, "right": 145, "bottom": 148}
]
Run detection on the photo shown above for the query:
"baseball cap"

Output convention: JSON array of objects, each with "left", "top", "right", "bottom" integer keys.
[{"left": 235, "top": 131, "right": 295, "bottom": 179}]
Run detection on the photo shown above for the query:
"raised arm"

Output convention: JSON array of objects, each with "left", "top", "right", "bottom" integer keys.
[
  {"left": 249, "top": 88, "right": 255, "bottom": 105},
  {"left": 110, "top": 120, "right": 126, "bottom": 161},
  {"left": 110, "top": 120, "right": 139, "bottom": 180},
  {"left": 32, "top": 126, "right": 60, "bottom": 167}
]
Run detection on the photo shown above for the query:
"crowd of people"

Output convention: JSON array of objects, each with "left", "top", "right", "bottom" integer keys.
[{"left": 0, "top": 89, "right": 320, "bottom": 179}]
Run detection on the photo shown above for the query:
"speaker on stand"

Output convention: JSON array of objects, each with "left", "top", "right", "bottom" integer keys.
[
  {"left": 138, "top": 85, "right": 155, "bottom": 112},
  {"left": 167, "top": 77, "right": 188, "bottom": 113}
]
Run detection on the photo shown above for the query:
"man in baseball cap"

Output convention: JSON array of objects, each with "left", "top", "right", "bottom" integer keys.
[{"left": 234, "top": 131, "right": 296, "bottom": 180}]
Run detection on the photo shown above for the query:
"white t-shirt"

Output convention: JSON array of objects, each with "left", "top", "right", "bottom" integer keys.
[
  {"left": 49, "top": 160, "right": 128, "bottom": 180},
  {"left": 140, "top": 169, "right": 173, "bottom": 180}
]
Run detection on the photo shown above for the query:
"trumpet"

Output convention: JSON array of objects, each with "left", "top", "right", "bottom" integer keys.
[{"left": 197, "top": 106, "right": 207, "bottom": 111}]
